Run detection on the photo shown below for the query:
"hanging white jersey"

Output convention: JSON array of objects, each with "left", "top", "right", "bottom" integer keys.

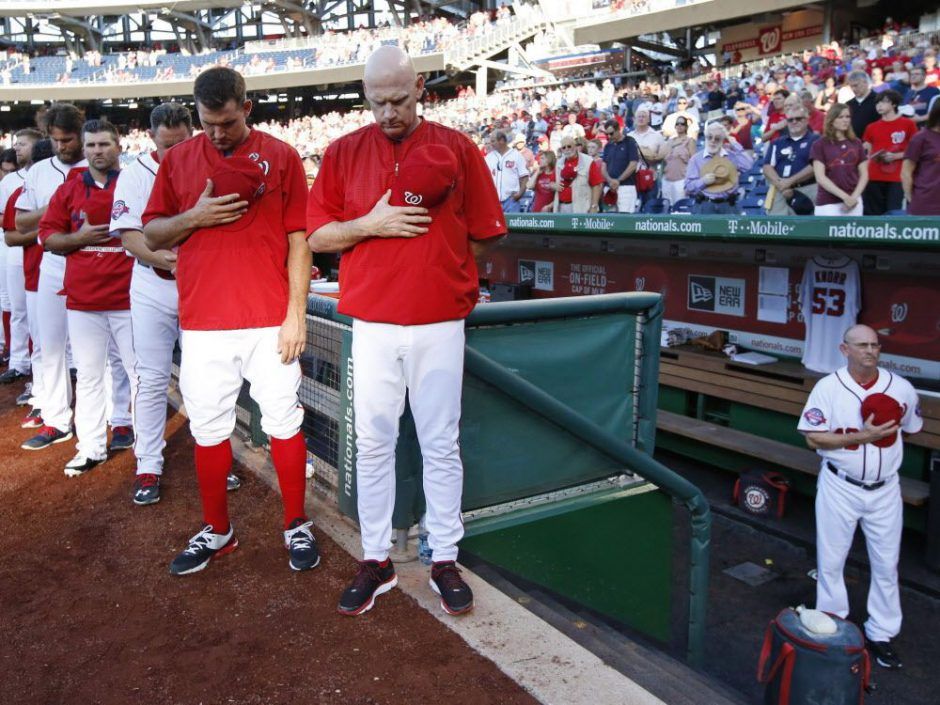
[{"left": 799, "top": 254, "right": 861, "bottom": 373}]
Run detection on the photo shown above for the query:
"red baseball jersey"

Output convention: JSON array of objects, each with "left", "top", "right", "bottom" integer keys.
[
  {"left": 142, "top": 130, "right": 308, "bottom": 330},
  {"left": 3, "top": 186, "right": 42, "bottom": 292},
  {"left": 305, "top": 120, "right": 506, "bottom": 325},
  {"left": 38, "top": 170, "right": 131, "bottom": 311}
]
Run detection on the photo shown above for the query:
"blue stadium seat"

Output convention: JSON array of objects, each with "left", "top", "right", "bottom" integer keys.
[
  {"left": 671, "top": 198, "right": 695, "bottom": 213},
  {"left": 641, "top": 198, "right": 670, "bottom": 214}
]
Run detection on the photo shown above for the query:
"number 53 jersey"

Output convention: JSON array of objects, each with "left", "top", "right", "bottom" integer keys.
[{"left": 799, "top": 254, "right": 861, "bottom": 373}]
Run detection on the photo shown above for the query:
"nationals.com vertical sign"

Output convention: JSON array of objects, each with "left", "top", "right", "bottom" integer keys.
[{"left": 758, "top": 26, "right": 782, "bottom": 55}]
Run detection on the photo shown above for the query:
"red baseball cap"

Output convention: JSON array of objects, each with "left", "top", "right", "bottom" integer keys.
[
  {"left": 860, "top": 392, "right": 903, "bottom": 448},
  {"left": 390, "top": 144, "right": 459, "bottom": 210},
  {"left": 209, "top": 156, "right": 267, "bottom": 233},
  {"left": 82, "top": 188, "right": 116, "bottom": 227}
]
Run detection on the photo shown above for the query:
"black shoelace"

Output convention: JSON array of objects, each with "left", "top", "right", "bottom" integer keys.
[{"left": 432, "top": 562, "right": 464, "bottom": 591}]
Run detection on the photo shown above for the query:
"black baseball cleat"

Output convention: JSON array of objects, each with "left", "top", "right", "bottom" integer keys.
[
  {"left": 169, "top": 524, "right": 238, "bottom": 576},
  {"left": 869, "top": 640, "right": 902, "bottom": 669},
  {"left": 284, "top": 518, "right": 320, "bottom": 571},
  {"left": 226, "top": 472, "right": 242, "bottom": 491},
  {"left": 337, "top": 560, "right": 398, "bottom": 616},
  {"left": 64, "top": 452, "right": 106, "bottom": 478},
  {"left": 16, "top": 382, "right": 33, "bottom": 406},
  {"left": 109, "top": 426, "right": 135, "bottom": 451},
  {"left": 21, "top": 425, "right": 73, "bottom": 451},
  {"left": 430, "top": 561, "right": 474, "bottom": 616},
  {"left": 132, "top": 473, "right": 161, "bottom": 506},
  {"left": 0, "top": 368, "right": 28, "bottom": 384}
]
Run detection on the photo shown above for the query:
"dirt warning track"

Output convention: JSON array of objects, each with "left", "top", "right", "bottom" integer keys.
[{"left": 0, "top": 385, "right": 538, "bottom": 705}]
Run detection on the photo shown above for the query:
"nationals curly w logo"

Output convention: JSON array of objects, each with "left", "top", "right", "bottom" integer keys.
[
  {"left": 404, "top": 191, "right": 423, "bottom": 205},
  {"left": 890, "top": 302, "right": 908, "bottom": 323}
]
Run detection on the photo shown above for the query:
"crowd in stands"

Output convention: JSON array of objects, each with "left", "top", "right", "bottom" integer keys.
[
  {"left": 3, "top": 19, "right": 939, "bottom": 217},
  {"left": 0, "top": 3, "right": 535, "bottom": 87}
]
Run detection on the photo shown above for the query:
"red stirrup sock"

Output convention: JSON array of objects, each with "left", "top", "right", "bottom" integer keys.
[
  {"left": 2, "top": 311, "right": 10, "bottom": 355},
  {"left": 270, "top": 432, "right": 307, "bottom": 529},
  {"left": 195, "top": 439, "right": 233, "bottom": 534}
]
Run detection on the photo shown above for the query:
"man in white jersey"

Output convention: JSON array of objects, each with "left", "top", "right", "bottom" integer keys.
[
  {"left": 798, "top": 324, "right": 922, "bottom": 671},
  {"left": 15, "top": 104, "right": 87, "bottom": 449},
  {"left": 112, "top": 102, "right": 241, "bottom": 505},
  {"left": 799, "top": 253, "right": 861, "bottom": 373},
  {"left": 16, "top": 104, "right": 134, "bottom": 452},
  {"left": 0, "top": 129, "right": 40, "bottom": 392}
]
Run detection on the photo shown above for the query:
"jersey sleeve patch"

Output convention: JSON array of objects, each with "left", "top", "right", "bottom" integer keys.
[
  {"left": 111, "top": 200, "right": 130, "bottom": 221},
  {"left": 803, "top": 408, "right": 827, "bottom": 426}
]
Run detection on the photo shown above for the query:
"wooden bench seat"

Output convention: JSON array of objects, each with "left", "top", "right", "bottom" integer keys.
[
  {"left": 659, "top": 345, "right": 940, "bottom": 452},
  {"left": 657, "top": 410, "right": 930, "bottom": 507}
]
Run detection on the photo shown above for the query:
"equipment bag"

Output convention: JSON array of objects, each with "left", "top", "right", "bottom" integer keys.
[
  {"left": 757, "top": 608, "right": 870, "bottom": 705},
  {"left": 733, "top": 470, "right": 790, "bottom": 519}
]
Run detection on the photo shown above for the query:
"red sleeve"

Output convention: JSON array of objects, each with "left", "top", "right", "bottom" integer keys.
[
  {"left": 3, "top": 188, "right": 22, "bottom": 231},
  {"left": 457, "top": 134, "right": 507, "bottom": 241},
  {"left": 305, "top": 141, "right": 346, "bottom": 236},
  {"left": 588, "top": 160, "right": 604, "bottom": 186},
  {"left": 280, "top": 144, "right": 309, "bottom": 234},
  {"left": 862, "top": 123, "right": 874, "bottom": 145},
  {"left": 142, "top": 150, "right": 180, "bottom": 225},
  {"left": 37, "top": 181, "right": 73, "bottom": 246}
]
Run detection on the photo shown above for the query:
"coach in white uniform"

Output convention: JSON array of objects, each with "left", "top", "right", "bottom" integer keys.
[
  {"left": 113, "top": 102, "right": 240, "bottom": 506},
  {"left": 0, "top": 129, "right": 40, "bottom": 389},
  {"left": 799, "top": 324, "right": 922, "bottom": 670}
]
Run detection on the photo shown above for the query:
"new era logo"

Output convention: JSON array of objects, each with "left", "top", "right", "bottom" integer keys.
[{"left": 690, "top": 282, "right": 713, "bottom": 304}]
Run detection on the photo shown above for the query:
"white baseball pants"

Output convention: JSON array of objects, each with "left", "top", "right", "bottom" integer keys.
[
  {"left": 36, "top": 256, "right": 72, "bottom": 433},
  {"left": 352, "top": 318, "right": 466, "bottom": 564},
  {"left": 24, "top": 290, "right": 43, "bottom": 408},
  {"left": 6, "top": 262, "right": 30, "bottom": 374},
  {"left": 129, "top": 264, "right": 179, "bottom": 475},
  {"left": 815, "top": 468, "right": 903, "bottom": 642},
  {"left": 67, "top": 309, "right": 137, "bottom": 461},
  {"left": 178, "top": 326, "right": 303, "bottom": 447}
]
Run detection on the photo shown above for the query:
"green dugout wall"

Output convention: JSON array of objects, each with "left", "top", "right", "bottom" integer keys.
[{"left": 300, "top": 293, "right": 712, "bottom": 665}]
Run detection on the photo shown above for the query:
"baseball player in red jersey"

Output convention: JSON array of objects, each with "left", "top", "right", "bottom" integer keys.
[
  {"left": 112, "top": 102, "right": 241, "bottom": 506},
  {"left": 307, "top": 46, "right": 506, "bottom": 616},
  {"left": 799, "top": 324, "right": 922, "bottom": 670},
  {"left": 143, "top": 67, "right": 318, "bottom": 575},
  {"left": 39, "top": 119, "right": 137, "bottom": 476}
]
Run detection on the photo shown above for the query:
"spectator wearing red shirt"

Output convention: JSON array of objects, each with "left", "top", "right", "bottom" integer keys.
[
  {"left": 143, "top": 67, "right": 318, "bottom": 577},
  {"left": 39, "top": 119, "right": 135, "bottom": 477},
  {"left": 763, "top": 89, "right": 790, "bottom": 143},
  {"left": 802, "top": 91, "right": 826, "bottom": 134},
  {"left": 862, "top": 90, "right": 918, "bottom": 215},
  {"left": 527, "top": 150, "right": 558, "bottom": 212},
  {"left": 902, "top": 101, "right": 940, "bottom": 215},
  {"left": 306, "top": 46, "right": 506, "bottom": 618}
]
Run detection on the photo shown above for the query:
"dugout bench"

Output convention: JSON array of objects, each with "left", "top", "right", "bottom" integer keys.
[{"left": 654, "top": 344, "right": 938, "bottom": 560}]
